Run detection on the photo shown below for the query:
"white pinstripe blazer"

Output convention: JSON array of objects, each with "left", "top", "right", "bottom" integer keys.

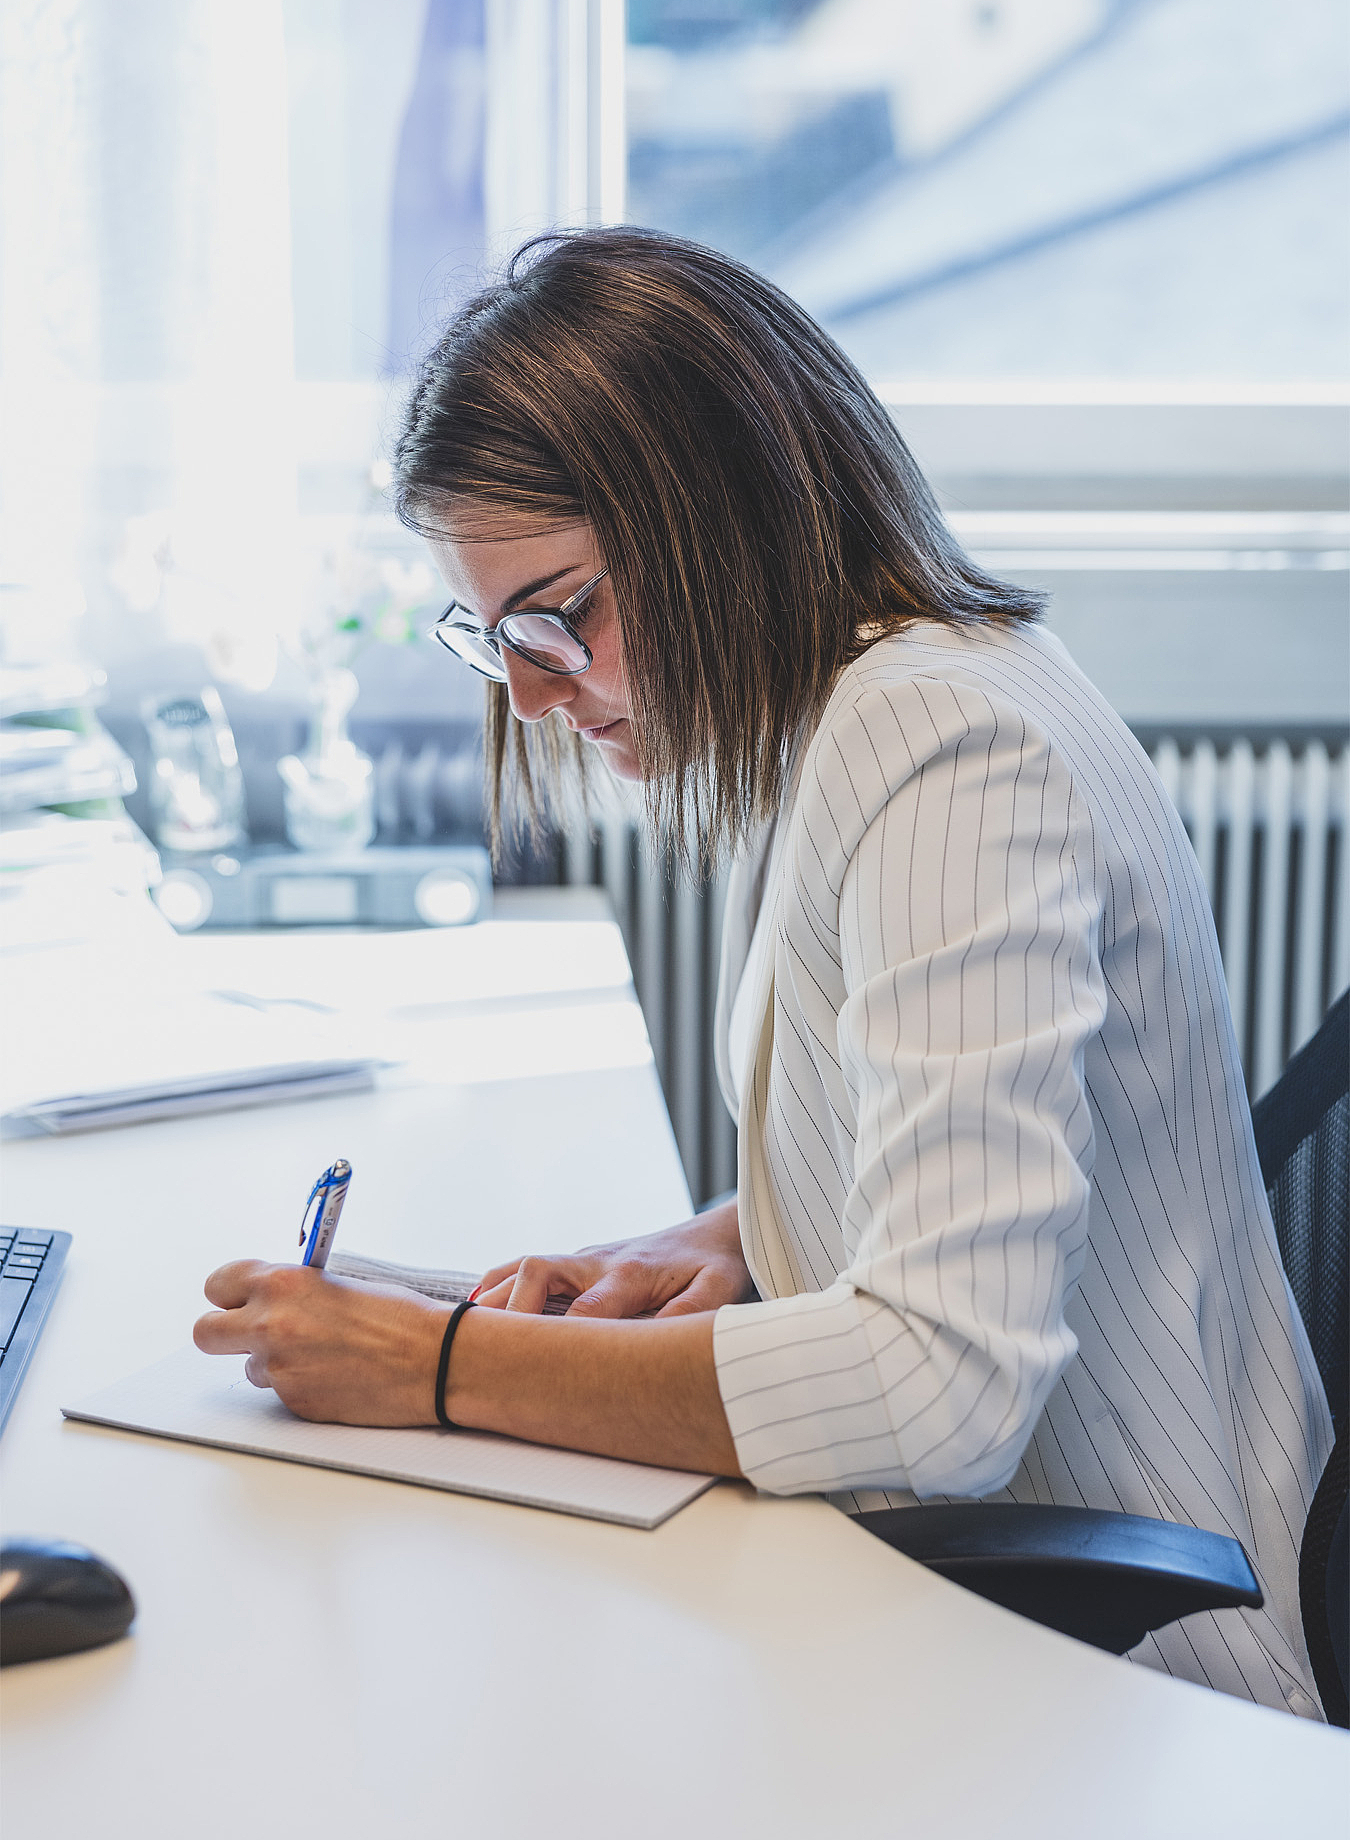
[{"left": 710, "top": 619, "right": 1333, "bottom": 1718}]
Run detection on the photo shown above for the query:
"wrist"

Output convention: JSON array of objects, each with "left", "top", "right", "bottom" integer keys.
[
  {"left": 434, "top": 1300, "right": 476, "bottom": 1429},
  {"left": 440, "top": 1299, "right": 504, "bottom": 1432},
  {"left": 391, "top": 1296, "right": 455, "bottom": 1425}
]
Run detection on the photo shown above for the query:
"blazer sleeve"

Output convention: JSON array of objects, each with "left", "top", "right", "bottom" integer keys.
[{"left": 713, "top": 673, "right": 1109, "bottom": 1497}]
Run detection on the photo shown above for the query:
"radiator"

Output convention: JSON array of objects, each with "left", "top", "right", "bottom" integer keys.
[
  {"left": 1148, "top": 732, "right": 1349, "bottom": 1097},
  {"left": 550, "top": 732, "right": 1349, "bottom": 1204}
]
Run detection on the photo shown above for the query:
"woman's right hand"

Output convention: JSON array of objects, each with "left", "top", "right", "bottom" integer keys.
[{"left": 474, "top": 1199, "right": 753, "bottom": 1319}]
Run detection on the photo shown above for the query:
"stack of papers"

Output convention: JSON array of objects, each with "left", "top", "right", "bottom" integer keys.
[
  {"left": 1, "top": 975, "right": 389, "bottom": 1135},
  {"left": 11, "top": 1059, "right": 383, "bottom": 1135},
  {"left": 0, "top": 658, "right": 136, "bottom": 816},
  {"left": 1, "top": 871, "right": 388, "bottom": 1136},
  {"left": 0, "top": 810, "right": 159, "bottom": 901},
  {"left": 0, "top": 659, "right": 109, "bottom": 720},
  {"left": 0, "top": 724, "right": 136, "bottom": 813}
]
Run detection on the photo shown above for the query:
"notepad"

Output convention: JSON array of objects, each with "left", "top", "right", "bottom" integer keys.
[
  {"left": 327, "top": 1249, "right": 480, "bottom": 1301},
  {"left": 63, "top": 1348, "right": 716, "bottom": 1529},
  {"left": 327, "top": 1250, "right": 574, "bottom": 1315}
]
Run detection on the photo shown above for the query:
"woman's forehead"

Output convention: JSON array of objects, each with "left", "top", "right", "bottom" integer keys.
[
  {"left": 431, "top": 500, "right": 589, "bottom": 547},
  {"left": 427, "top": 510, "right": 598, "bottom": 609}
]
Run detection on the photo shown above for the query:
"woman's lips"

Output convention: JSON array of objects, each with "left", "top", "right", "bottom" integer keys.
[{"left": 580, "top": 719, "right": 623, "bottom": 741}]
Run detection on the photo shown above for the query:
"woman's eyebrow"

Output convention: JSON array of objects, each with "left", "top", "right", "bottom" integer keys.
[
  {"left": 499, "top": 564, "right": 585, "bottom": 618},
  {"left": 452, "top": 562, "right": 587, "bottom": 630}
]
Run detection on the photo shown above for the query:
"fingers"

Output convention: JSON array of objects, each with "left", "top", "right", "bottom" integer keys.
[
  {"left": 477, "top": 1256, "right": 526, "bottom": 1292},
  {"left": 203, "top": 1259, "right": 273, "bottom": 1310},
  {"left": 195, "top": 1260, "right": 303, "bottom": 1356},
  {"left": 472, "top": 1275, "right": 519, "bottom": 1310},
  {"left": 504, "top": 1256, "right": 593, "bottom": 1314},
  {"left": 473, "top": 1245, "right": 740, "bottom": 1321},
  {"left": 194, "top": 1307, "right": 250, "bottom": 1355},
  {"left": 473, "top": 1255, "right": 598, "bottom": 1314},
  {"left": 653, "top": 1293, "right": 714, "bottom": 1318},
  {"left": 653, "top": 1264, "right": 749, "bottom": 1317},
  {"left": 476, "top": 1256, "right": 583, "bottom": 1312},
  {"left": 567, "top": 1265, "right": 665, "bottom": 1319}
]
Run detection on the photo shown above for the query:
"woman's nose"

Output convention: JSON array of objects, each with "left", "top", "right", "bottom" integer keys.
[{"left": 500, "top": 648, "right": 575, "bottom": 724}]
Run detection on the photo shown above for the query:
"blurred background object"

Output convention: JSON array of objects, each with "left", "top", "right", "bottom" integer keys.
[
  {"left": 0, "top": 0, "right": 1345, "bottom": 1199},
  {"left": 278, "top": 669, "right": 377, "bottom": 854},
  {"left": 141, "top": 687, "right": 246, "bottom": 855},
  {"left": 0, "top": 583, "right": 155, "bottom": 928}
]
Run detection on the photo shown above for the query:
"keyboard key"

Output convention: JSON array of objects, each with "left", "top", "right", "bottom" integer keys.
[
  {"left": 14, "top": 1233, "right": 53, "bottom": 1249},
  {"left": 0, "top": 1277, "right": 36, "bottom": 1349}
]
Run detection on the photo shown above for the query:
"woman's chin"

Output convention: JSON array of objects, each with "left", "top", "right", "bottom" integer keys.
[
  {"left": 601, "top": 746, "right": 644, "bottom": 781},
  {"left": 586, "top": 721, "right": 642, "bottom": 779}
]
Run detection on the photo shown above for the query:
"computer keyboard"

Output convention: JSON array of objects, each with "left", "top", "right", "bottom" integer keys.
[{"left": 0, "top": 1228, "right": 71, "bottom": 1432}]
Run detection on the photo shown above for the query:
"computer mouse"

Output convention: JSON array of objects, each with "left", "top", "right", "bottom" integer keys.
[{"left": 0, "top": 1538, "right": 135, "bottom": 1666}]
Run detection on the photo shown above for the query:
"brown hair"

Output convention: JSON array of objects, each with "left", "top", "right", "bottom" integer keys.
[{"left": 394, "top": 226, "right": 1043, "bottom": 870}]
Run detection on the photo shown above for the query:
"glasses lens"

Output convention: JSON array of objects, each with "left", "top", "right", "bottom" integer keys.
[
  {"left": 437, "top": 624, "right": 508, "bottom": 681},
  {"left": 498, "top": 614, "right": 590, "bottom": 675}
]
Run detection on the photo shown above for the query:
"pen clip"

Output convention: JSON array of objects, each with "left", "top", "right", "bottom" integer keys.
[{"left": 299, "top": 1171, "right": 328, "bottom": 1248}]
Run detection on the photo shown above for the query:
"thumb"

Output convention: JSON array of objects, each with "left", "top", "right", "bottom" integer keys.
[
  {"left": 566, "top": 1265, "right": 658, "bottom": 1319},
  {"left": 653, "top": 1266, "right": 745, "bottom": 1317}
]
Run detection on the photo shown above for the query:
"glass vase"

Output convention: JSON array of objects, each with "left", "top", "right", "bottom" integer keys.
[
  {"left": 278, "top": 667, "right": 375, "bottom": 853},
  {"left": 142, "top": 685, "right": 247, "bottom": 854}
]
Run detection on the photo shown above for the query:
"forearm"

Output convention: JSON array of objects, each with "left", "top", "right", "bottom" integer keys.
[
  {"left": 197, "top": 1210, "right": 750, "bottom": 1472},
  {"left": 446, "top": 1305, "right": 744, "bottom": 1476}
]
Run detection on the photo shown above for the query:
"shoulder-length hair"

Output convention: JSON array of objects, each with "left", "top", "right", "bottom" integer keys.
[{"left": 393, "top": 226, "right": 1043, "bottom": 871}]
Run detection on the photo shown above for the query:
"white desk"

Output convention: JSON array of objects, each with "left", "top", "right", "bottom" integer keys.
[{"left": 1, "top": 893, "right": 1344, "bottom": 1838}]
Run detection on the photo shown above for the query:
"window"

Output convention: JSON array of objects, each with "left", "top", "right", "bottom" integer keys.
[{"left": 627, "top": 0, "right": 1350, "bottom": 387}]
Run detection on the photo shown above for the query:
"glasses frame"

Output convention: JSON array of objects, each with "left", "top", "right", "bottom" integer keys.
[{"left": 429, "top": 568, "right": 608, "bottom": 682}]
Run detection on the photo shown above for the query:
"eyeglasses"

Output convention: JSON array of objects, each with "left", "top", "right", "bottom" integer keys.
[{"left": 428, "top": 568, "right": 607, "bottom": 682}]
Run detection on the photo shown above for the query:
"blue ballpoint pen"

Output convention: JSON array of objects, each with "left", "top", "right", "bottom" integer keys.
[{"left": 299, "top": 1159, "right": 352, "bottom": 1270}]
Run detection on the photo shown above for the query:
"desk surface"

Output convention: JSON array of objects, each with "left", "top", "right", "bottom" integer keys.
[{"left": 1, "top": 894, "right": 1344, "bottom": 1839}]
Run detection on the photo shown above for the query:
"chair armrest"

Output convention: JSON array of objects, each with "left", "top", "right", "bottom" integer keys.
[{"left": 855, "top": 1503, "right": 1263, "bottom": 1655}]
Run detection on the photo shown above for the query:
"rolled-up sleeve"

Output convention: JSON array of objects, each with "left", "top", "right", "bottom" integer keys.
[{"left": 714, "top": 676, "right": 1108, "bottom": 1498}]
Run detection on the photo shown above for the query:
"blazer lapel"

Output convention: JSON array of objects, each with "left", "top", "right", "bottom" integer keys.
[
  {"left": 733, "top": 840, "right": 809, "bottom": 1302},
  {"left": 712, "top": 843, "right": 760, "bottom": 1124}
]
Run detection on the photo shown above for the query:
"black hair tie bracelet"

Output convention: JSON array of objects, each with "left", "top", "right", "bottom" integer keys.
[{"left": 434, "top": 1299, "right": 476, "bottom": 1430}]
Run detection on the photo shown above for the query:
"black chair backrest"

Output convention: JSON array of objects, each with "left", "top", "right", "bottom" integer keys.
[
  {"left": 1250, "top": 988, "right": 1349, "bottom": 1727},
  {"left": 1250, "top": 988, "right": 1348, "bottom": 1439}
]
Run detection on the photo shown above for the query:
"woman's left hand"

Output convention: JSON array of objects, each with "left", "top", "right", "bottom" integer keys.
[
  {"left": 473, "top": 1200, "right": 751, "bottom": 1319},
  {"left": 193, "top": 1261, "right": 448, "bottom": 1424}
]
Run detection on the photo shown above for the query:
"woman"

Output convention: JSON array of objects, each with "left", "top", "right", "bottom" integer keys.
[{"left": 196, "top": 228, "right": 1331, "bottom": 1718}]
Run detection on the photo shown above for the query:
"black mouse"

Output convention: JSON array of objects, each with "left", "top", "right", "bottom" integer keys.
[{"left": 0, "top": 1539, "right": 136, "bottom": 1666}]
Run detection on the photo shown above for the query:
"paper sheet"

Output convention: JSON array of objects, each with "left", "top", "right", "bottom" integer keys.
[
  {"left": 64, "top": 1348, "right": 716, "bottom": 1530},
  {"left": 0, "top": 908, "right": 388, "bottom": 1131}
]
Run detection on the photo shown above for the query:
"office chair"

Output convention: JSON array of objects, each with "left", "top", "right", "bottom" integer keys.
[
  {"left": 857, "top": 990, "right": 1349, "bottom": 1726},
  {"left": 1253, "top": 988, "right": 1347, "bottom": 1724}
]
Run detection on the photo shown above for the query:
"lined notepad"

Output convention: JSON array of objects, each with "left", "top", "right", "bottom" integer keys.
[
  {"left": 327, "top": 1250, "right": 574, "bottom": 1315},
  {"left": 63, "top": 1348, "right": 716, "bottom": 1529}
]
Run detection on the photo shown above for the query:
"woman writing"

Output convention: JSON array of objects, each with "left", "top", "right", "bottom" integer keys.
[{"left": 196, "top": 229, "right": 1331, "bottom": 1718}]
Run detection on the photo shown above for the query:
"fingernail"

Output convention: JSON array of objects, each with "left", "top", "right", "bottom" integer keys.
[{"left": 468, "top": 1284, "right": 482, "bottom": 1302}]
